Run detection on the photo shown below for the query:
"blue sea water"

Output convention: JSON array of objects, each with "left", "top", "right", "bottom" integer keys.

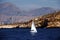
[{"left": 0, "top": 28, "right": 60, "bottom": 40}]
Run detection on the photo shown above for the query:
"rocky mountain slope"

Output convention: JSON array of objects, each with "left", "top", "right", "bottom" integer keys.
[{"left": 17, "top": 11, "right": 60, "bottom": 28}]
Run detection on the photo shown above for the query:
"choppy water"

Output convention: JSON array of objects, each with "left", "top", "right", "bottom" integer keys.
[{"left": 0, "top": 28, "right": 60, "bottom": 40}]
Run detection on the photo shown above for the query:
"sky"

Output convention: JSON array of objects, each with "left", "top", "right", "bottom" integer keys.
[{"left": 0, "top": 0, "right": 60, "bottom": 10}]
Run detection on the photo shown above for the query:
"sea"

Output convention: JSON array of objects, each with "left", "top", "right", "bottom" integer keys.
[{"left": 0, "top": 28, "right": 60, "bottom": 40}]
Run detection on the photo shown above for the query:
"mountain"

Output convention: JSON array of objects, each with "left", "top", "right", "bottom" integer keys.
[
  {"left": 0, "top": 2, "right": 60, "bottom": 28},
  {"left": 28, "top": 7, "right": 56, "bottom": 16},
  {"left": 0, "top": 2, "right": 33, "bottom": 24},
  {"left": 0, "top": 2, "right": 23, "bottom": 16},
  {"left": 0, "top": 2, "right": 56, "bottom": 25}
]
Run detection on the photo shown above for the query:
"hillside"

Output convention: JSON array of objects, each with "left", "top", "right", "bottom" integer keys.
[
  {"left": 32, "top": 11, "right": 60, "bottom": 28},
  {"left": 17, "top": 11, "right": 60, "bottom": 28},
  {"left": 0, "top": 11, "right": 60, "bottom": 28}
]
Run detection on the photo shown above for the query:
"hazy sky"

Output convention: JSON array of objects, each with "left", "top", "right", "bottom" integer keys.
[{"left": 0, "top": 0, "right": 60, "bottom": 10}]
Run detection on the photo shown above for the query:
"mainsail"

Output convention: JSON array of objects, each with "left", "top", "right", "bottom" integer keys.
[{"left": 30, "top": 21, "right": 37, "bottom": 33}]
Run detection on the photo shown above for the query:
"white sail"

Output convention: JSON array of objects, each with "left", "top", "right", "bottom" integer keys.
[{"left": 30, "top": 21, "right": 37, "bottom": 33}]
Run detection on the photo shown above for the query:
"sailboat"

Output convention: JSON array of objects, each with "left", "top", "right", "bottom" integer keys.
[{"left": 30, "top": 21, "right": 37, "bottom": 33}]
